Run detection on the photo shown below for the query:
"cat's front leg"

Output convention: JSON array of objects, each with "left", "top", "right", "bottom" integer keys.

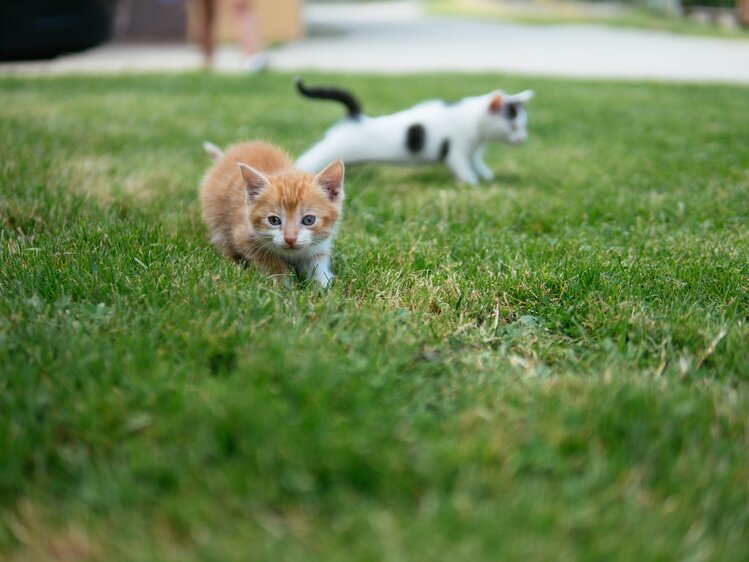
[
  {"left": 303, "top": 253, "right": 335, "bottom": 289},
  {"left": 446, "top": 151, "right": 479, "bottom": 185},
  {"left": 471, "top": 147, "right": 495, "bottom": 182},
  {"left": 249, "top": 251, "right": 294, "bottom": 288}
]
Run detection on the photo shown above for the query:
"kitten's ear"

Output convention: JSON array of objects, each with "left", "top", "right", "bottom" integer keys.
[
  {"left": 515, "top": 90, "right": 534, "bottom": 103},
  {"left": 314, "top": 160, "right": 345, "bottom": 203},
  {"left": 489, "top": 94, "right": 504, "bottom": 113},
  {"left": 238, "top": 163, "right": 270, "bottom": 200}
]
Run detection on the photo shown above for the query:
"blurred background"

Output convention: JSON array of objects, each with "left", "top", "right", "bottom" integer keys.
[
  {"left": 0, "top": 0, "right": 303, "bottom": 61},
  {"left": 1, "top": 0, "right": 748, "bottom": 81}
]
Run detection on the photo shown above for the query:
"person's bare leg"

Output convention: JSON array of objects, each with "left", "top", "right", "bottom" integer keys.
[
  {"left": 232, "top": 0, "right": 266, "bottom": 71},
  {"left": 232, "top": 0, "right": 260, "bottom": 55},
  {"left": 198, "top": 0, "right": 217, "bottom": 68}
]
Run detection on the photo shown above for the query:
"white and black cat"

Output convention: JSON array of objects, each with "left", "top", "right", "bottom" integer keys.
[{"left": 294, "top": 78, "right": 534, "bottom": 185}]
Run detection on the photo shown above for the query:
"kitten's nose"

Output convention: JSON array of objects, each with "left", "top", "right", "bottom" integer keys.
[{"left": 284, "top": 234, "right": 298, "bottom": 247}]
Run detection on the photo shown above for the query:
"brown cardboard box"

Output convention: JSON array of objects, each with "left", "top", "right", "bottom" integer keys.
[{"left": 187, "top": 0, "right": 303, "bottom": 45}]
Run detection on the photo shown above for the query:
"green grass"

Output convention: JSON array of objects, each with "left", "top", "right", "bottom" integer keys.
[
  {"left": 428, "top": 0, "right": 749, "bottom": 40},
  {"left": 1, "top": 72, "right": 748, "bottom": 561}
]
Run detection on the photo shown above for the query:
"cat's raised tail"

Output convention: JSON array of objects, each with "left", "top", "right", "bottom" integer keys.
[
  {"left": 203, "top": 141, "right": 224, "bottom": 162},
  {"left": 294, "top": 77, "right": 362, "bottom": 119}
]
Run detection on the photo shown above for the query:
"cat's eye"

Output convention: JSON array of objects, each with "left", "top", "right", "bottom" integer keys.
[
  {"left": 268, "top": 215, "right": 281, "bottom": 226},
  {"left": 507, "top": 103, "right": 518, "bottom": 119},
  {"left": 302, "top": 215, "right": 316, "bottom": 226}
]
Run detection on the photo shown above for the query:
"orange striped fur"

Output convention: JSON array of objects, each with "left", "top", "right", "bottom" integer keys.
[{"left": 200, "top": 141, "right": 344, "bottom": 287}]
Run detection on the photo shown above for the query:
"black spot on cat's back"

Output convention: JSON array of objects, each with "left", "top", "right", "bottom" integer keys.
[
  {"left": 406, "top": 124, "right": 426, "bottom": 153},
  {"left": 438, "top": 139, "right": 450, "bottom": 161}
]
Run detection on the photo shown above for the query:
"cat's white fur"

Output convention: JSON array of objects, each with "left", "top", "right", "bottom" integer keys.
[
  {"left": 203, "top": 141, "right": 224, "bottom": 162},
  {"left": 295, "top": 89, "right": 534, "bottom": 185}
]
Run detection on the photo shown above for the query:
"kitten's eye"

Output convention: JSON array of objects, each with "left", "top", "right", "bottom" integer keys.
[
  {"left": 268, "top": 215, "right": 281, "bottom": 226},
  {"left": 301, "top": 215, "right": 316, "bottom": 226},
  {"left": 507, "top": 104, "right": 518, "bottom": 119}
]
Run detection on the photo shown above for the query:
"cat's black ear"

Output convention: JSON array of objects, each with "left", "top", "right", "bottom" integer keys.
[
  {"left": 489, "top": 94, "right": 504, "bottom": 113},
  {"left": 315, "top": 160, "right": 345, "bottom": 203},
  {"left": 238, "top": 163, "right": 270, "bottom": 200}
]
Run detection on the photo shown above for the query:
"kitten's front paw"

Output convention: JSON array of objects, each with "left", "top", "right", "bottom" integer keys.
[
  {"left": 268, "top": 273, "right": 293, "bottom": 289},
  {"left": 315, "top": 269, "right": 334, "bottom": 289},
  {"left": 478, "top": 169, "right": 495, "bottom": 182}
]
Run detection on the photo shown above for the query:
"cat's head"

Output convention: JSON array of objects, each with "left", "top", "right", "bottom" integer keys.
[
  {"left": 239, "top": 160, "right": 345, "bottom": 256},
  {"left": 479, "top": 90, "right": 534, "bottom": 145}
]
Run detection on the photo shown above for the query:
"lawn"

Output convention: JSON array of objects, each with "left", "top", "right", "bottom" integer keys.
[
  {"left": 1, "top": 72, "right": 748, "bottom": 561},
  {"left": 428, "top": 0, "right": 749, "bottom": 40}
]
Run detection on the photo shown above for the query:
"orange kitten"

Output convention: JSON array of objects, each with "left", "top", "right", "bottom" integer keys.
[{"left": 200, "top": 141, "right": 344, "bottom": 287}]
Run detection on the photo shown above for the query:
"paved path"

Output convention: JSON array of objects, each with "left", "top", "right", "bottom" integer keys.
[{"left": 2, "top": 1, "right": 748, "bottom": 83}]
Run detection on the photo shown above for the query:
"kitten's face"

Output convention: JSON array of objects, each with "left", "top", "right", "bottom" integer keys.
[
  {"left": 481, "top": 90, "right": 534, "bottom": 145},
  {"left": 240, "top": 161, "right": 344, "bottom": 257}
]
